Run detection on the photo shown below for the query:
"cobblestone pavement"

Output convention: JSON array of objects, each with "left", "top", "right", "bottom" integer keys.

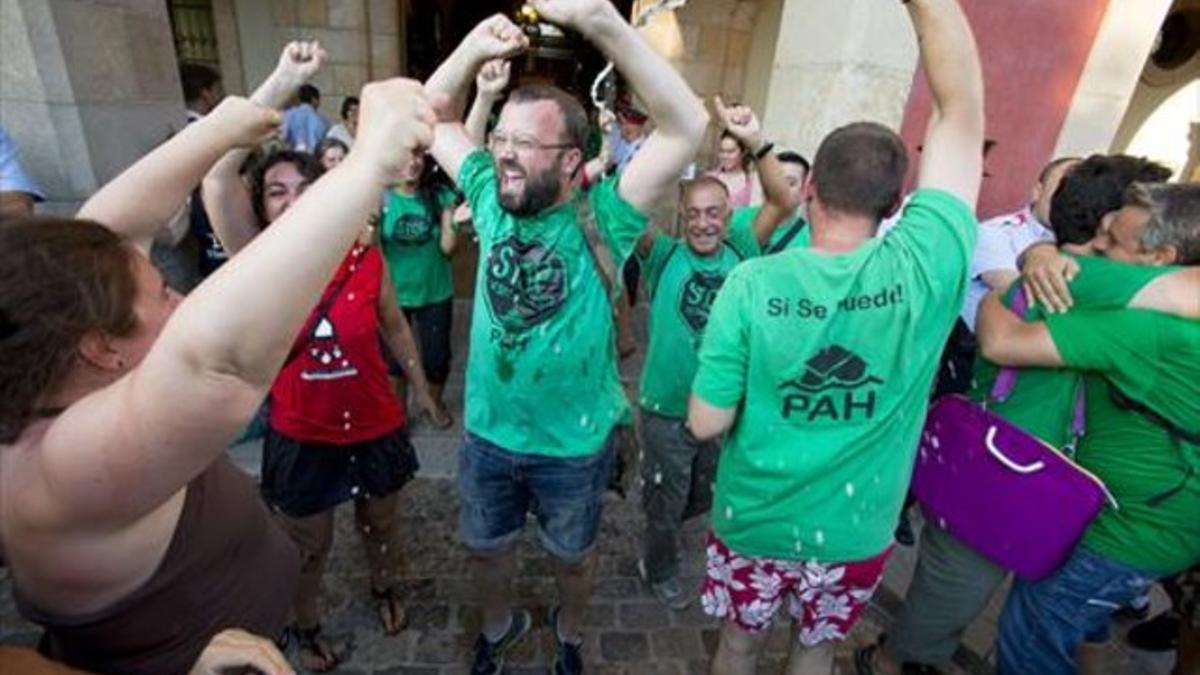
[
  {"left": 0, "top": 301, "right": 1176, "bottom": 674},
  {"left": 0, "top": 476, "right": 1174, "bottom": 675}
]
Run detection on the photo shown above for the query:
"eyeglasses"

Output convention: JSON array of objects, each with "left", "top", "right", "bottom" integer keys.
[{"left": 488, "top": 131, "right": 575, "bottom": 155}]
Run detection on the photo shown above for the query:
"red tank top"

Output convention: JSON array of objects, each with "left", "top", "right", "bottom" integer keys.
[{"left": 269, "top": 245, "right": 406, "bottom": 443}]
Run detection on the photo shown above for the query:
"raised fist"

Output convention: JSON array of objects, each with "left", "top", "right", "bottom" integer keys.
[
  {"left": 713, "top": 96, "right": 763, "bottom": 151},
  {"left": 468, "top": 14, "right": 529, "bottom": 62},
  {"left": 476, "top": 59, "right": 512, "bottom": 97},
  {"left": 272, "top": 40, "right": 326, "bottom": 89},
  {"left": 350, "top": 78, "right": 440, "bottom": 181}
]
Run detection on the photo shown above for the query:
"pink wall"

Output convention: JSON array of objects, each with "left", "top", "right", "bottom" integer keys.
[{"left": 897, "top": 0, "right": 1111, "bottom": 219}]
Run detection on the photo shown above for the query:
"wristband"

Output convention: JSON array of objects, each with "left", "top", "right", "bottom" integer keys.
[{"left": 753, "top": 142, "right": 775, "bottom": 161}]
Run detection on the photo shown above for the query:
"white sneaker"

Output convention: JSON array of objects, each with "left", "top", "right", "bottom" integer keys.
[{"left": 637, "top": 558, "right": 692, "bottom": 611}]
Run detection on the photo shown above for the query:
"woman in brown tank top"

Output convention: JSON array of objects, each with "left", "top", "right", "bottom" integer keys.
[{"left": 0, "top": 40, "right": 437, "bottom": 674}]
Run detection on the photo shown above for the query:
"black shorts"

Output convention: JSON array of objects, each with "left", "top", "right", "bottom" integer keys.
[{"left": 261, "top": 426, "right": 418, "bottom": 518}]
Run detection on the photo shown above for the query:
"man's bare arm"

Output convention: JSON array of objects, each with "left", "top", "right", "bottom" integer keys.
[
  {"left": 910, "top": 0, "right": 985, "bottom": 208},
  {"left": 426, "top": 16, "right": 527, "bottom": 184},
  {"left": 529, "top": 0, "right": 708, "bottom": 213}
]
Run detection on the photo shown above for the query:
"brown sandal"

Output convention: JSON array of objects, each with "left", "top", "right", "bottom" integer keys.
[
  {"left": 289, "top": 623, "right": 341, "bottom": 673},
  {"left": 372, "top": 586, "right": 408, "bottom": 636}
]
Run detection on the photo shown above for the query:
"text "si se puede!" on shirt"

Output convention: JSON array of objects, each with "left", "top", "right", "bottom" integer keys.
[{"left": 766, "top": 283, "right": 905, "bottom": 320}]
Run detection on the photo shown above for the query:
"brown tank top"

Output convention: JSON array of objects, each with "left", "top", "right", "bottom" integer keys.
[{"left": 15, "top": 456, "right": 300, "bottom": 675}]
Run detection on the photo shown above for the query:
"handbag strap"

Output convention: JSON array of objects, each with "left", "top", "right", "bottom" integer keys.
[
  {"left": 282, "top": 257, "right": 357, "bottom": 368},
  {"left": 989, "top": 287, "right": 1030, "bottom": 401},
  {"left": 1108, "top": 382, "right": 1200, "bottom": 506},
  {"left": 988, "top": 286, "right": 1087, "bottom": 440}
]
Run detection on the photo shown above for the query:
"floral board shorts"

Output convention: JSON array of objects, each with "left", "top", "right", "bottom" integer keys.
[{"left": 701, "top": 532, "right": 892, "bottom": 646}]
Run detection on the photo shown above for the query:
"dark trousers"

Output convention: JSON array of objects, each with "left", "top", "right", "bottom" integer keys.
[{"left": 639, "top": 410, "right": 720, "bottom": 583}]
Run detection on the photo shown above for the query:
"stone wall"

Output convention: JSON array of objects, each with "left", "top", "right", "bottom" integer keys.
[
  {"left": 0, "top": 0, "right": 186, "bottom": 213},
  {"left": 756, "top": 0, "right": 918, "bottom": 161},
  {"left": 228, "top": 0, "right": 403, "bottom": 123},
  {"left": 638, "top": 0, "right": 761, "bottom": 166},
  {"left": 649, "top": 0, "right": 919, "bottom": 164}
]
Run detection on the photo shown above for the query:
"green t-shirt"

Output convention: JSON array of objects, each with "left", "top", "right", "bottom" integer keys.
[
  {"left": 731, "top": 206, "right": 810, "bottom": 254},
  {"left": 693, "top": 189, "right": 976, "bottom": 561},
  {"left": 1046, "top": 308, "right": 1200, "bottom": 576},
  {"left": 380, "top": 187, "right": 459, "bottom": 307},
  {"left": 459, "top": 149, "right": 648, "bottom": 457},
  {"left": 969, "top": 256, "right": 1176, "bottom": 448},
  {"left": 637, "top": 222, "right": 761, "bottom": 418}
]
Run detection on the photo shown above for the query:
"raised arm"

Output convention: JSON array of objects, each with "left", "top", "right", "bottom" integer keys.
[
  {"left": 426, "top": 16, "right": 528, "bottom": 183},
  {"left": 466, "top": 59, "right": 510, "bottom": 146},
  {"left": 44, "top": 80, "right": 436, "bottom": 525},
  {"left": 529, "top": 0, "right": 708, "bottom": 213},
  {"left": 202, "top": 41, "right": 326, "bottom": 256},
  {"left": 714, "top": 97, "right": 796, "bottom": 245},
  {"left": 76, "top": 103, "right": 278, "bottom": 251},
  {"left": 910, "top": 0, "right": 985, "bottom": 207}
]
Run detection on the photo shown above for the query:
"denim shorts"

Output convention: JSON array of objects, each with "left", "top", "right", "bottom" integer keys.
[
  {"left": 457, "top": 431, "right": 615, "bottom": 564},
  {"left": 997, "top": 546, "right": 1155, "bottom": 675}
]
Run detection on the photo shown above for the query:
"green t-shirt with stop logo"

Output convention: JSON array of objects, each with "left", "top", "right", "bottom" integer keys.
[
  {"left": 693, "top": 189, "right": 976, "bottom": 562},
  {"left": 380, "top": 187, "right": 458, "bottom": 307},
  {"left": 459, "top": 149, "right": 648, "bottom": 457},
  {"left": 638, "top": 224, "right": 760, "bottom": 418}
]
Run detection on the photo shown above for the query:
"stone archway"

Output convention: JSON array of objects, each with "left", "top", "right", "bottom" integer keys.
[{"left": 1110, "top": 2, "right": 1200, "bottom": 178}]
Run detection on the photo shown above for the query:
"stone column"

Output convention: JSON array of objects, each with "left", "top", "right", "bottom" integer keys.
[
  {"left": 0, "top": 0, "right": 186, "bottom": 214},
  {"left": 753, "top": 0, "right": 918, "bottom": 158},
  {"left": 1054, "top": 0, "right": 1174, "bottom": 157}
]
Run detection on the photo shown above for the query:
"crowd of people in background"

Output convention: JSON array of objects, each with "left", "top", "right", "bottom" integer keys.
[{"left": 0, "top": 0, "right": 1197, "bottom": 674}]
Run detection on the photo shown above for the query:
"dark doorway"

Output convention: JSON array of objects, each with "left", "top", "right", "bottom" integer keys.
[{"left": 406, "top": 0, "right": 635, "bottom": 102}]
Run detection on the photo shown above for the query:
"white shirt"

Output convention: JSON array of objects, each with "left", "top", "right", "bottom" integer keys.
[
  {"left": 962, "top": 205, "right": 1053, "bottom": 329},
  {"left": 326, "top": 123, "right": 354, "bottom": 148}
]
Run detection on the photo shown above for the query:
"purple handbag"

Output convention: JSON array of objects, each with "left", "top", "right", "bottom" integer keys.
[{"left": 910, "top": 292, "right": 1116, "bottom": 582}]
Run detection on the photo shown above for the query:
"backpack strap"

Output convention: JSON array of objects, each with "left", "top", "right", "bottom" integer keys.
[
  {"left": 766, "top": 219, "right": 807, "bottom": 255},
  {"left": 574, "top": 192, "right": 620, "bottom": 303},
  {"left": 989, "top": 286, "right": 1087, "bottom": 443},
  {"left": 1109, "top": 381, "right": 1200, "bottom": 506},
  {"left": 1108, "top": 383, "right": 1200, "bottom": 446},
  {"left": 989, "top": 287, "right": 1031, "bottom": 401},
  {"left": 644, "top": 240, "right": 681, "bottom": 304},
  {"left": 722, "top": 238, "right": 747, "bottom": 261}
]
